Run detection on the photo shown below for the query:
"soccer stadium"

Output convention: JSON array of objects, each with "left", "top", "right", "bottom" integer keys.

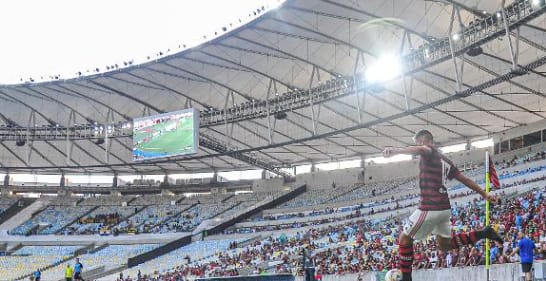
[{"left": 0, "top": 0, "right": 546, "bottom": 281}]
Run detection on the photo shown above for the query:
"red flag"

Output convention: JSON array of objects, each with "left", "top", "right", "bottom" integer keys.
[{"left": 489, "top": 155, "right": 500, "bottom": 188}]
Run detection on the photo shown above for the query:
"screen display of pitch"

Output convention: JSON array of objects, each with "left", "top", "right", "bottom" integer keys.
[{"left": 132, "top": 108, "right": 199, "bottom": 161}]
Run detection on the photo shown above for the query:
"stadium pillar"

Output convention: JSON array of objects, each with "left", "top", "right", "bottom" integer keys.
[
  {"left": 60, "top": 173, "right": 65, "bottom": 188},
  {"left": 112, "top": 173, "right": 118, "bottom": 188},
  {"left": 261, "top": 169, "right": 267, "bottom": 180},
  {"left": 3, "top": 174, "right": 9, "bottom": 188},
  {"left": 211, "top": 171, "right": 218, "bottom": 184},
  {"left": 360, "top": 156, "right": 366, "bottom": 183},
  {"left": 466, "top": 138, "right": 472, "bottom": 150},
  {"left": 162, "top": 174, "right": 170, "bottom": 187},
  {"left": 310, "top": 163, "right": 316, "bottom": 173},
  {"left": 1, "top": 174, "right": 9, "bottom": 197}
]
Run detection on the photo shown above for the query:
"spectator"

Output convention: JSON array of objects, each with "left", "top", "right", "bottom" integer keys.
[
  {"left": 510, "top": 231, "right": 536, "bottom": 281},
  {"left": 74, "top": 258, "right": 84, "bottom": 281},
  {"left": 33, "top": 269, "right": 41, "bottom": 281},
  {"left": 65, "top": 264, "right": 73, "bottom": 281}
]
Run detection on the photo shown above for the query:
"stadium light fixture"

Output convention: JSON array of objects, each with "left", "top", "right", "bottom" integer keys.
[
  {"left": 452, "top": 33, "right": 461, "bottom": 41},
  {"left": 364, "top": 54, "right": 402, "bottom": 84},
  {"left": 424, "top": 48, "right": 432, "bottom": 58}
]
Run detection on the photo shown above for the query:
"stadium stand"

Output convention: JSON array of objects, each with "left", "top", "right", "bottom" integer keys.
[
  {"left": 81, "top": 152, "right": 546, "bottom": 280},
  {"left": 0, "top": 245, "right": 82, "bottom": 280},
  {"left": 0, "top": 150, "right": 543, "bottom": 281},
  {"left": 1, "top": 1, "right": 546, "bottom": 281},
  {"left": 105, "top": 183, "right": 545, "bottom": 280},
  {"left": 10, "top": 205, "right": 94, "bottom": 235},
  {"left": 0, "top": 197, "right": 17, "bottom": 215},
  {"left": 41, "top": 244, "right": 162, "bottom": 280}
]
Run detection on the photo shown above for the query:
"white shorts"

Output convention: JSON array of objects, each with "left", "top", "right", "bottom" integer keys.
[{"left": 403, "top": 209, "right": 451, "bottom": 240}]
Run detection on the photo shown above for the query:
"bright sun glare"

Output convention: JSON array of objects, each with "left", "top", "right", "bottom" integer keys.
[{"left": 0, "top": 0, "right": 283, "bottom": 85}]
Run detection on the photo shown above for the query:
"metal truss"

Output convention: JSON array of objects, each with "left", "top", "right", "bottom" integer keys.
[
  {"left": 0, "top": 124, "right": 288, "bottom": 177},
  {"left": 198, "top": 0, "right": 546, "bottom": 127},
  {"left": 199, "top": 134, "right": 291, "bottom": 178},
  {"left": 2, "top": 0, "right": 541, "bottom": 136},
  {"left": 0, "top": 0, "right": 544, "bottom": 174},
  {"left": 3, "top": 54, "right": 545, "bottom": 173},
  {"left": 405, "top": 0, "right": 544, "bottom": 72}
]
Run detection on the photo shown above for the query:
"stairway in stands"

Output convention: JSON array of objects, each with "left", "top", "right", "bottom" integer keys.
[
  {"left": 193, "top": 184, "right": 307, "bottom": 241},
  {"left": 0, "top": 197, "right": 51, "bottom": 231}
]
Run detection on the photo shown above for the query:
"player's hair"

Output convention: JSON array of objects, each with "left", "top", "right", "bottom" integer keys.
[{"left": 414, "top": 129, "right": 433, "bottom": 142}]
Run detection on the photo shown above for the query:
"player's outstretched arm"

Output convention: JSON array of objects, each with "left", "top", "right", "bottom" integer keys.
[
  {"left": 454, "top": 173, "right": 498, "bottom": 203},
  {"left": 382, "top": 146, "right": 432, "bottom": 158}
]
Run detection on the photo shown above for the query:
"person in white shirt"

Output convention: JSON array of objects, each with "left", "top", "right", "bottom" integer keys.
[
  {"left": 446, "top": 251, "right": 453, "bottom": 267},
  {"left": 430, "top": 251, "right": 438, "bottom": 268}
]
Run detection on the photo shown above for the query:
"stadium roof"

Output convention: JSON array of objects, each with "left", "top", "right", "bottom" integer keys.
[{"left": 1, "top": 0, "right": 546, "bottom": 175}]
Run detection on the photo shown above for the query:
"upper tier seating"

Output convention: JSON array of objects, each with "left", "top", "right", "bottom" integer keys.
[{"left": 10, "top": 205, "right": 93, "bottom": 235}]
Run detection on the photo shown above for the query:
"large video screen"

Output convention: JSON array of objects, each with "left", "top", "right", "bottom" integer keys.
[{"left": 132, "top": 108, "right": 199, "bottom": 161}]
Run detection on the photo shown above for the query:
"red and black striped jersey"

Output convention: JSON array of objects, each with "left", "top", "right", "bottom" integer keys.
[{"left": 418, "top": 145, "right": 460, "bottom": 210}]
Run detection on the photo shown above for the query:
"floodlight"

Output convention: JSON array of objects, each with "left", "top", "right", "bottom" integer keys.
[
  {"left": 452, "top": 33, "right": 461, "bottom": 41},
  {"left": 364, "top": 54, "right": 402, "bottom": 83}
]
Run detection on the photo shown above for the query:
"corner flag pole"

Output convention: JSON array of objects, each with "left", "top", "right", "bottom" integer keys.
[{"left": 485, "top": 151, "right": 491, "bottom": 281}]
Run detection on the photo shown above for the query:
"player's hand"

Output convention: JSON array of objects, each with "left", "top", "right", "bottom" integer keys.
[
  {"left": 382, "top": 147, "right": 395, "bottom": 158},
  {"left": 485, "top": 194, "right": 500, "bottom": 204}
]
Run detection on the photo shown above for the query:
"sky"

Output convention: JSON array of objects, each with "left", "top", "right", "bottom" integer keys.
[{"left": 0, "top": 0, "right": 283, "bottom": 84}]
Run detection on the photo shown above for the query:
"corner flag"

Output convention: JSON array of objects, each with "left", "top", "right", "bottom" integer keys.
[{"left": 488, "top": 155, "right": 500, "bottom": 189}]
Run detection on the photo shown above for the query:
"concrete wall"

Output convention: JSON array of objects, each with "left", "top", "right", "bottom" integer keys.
[
  {"left": 295, "top": 262, "right": 546, "bottom": 281},
  {"left": 492, "top": 118, "right": 546, "bottom": 143},
  {"left": 253, "top": 178, "right": 285, "bottom": 192},
  {"left": 493, "top": 142, "right": 546, "bottom": 161},
  {"left": 446, "top": 147, "right": 491, "bottom": 165},
  {"left": 365, "top": 160, "right": 418, "bottom": 182},
  {"left": 294, "top": 168, "right": 363, "bottom": 190}
]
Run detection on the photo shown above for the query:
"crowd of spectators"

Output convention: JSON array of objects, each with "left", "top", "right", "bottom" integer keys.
[
  {"left": 12, "top": 150, "right": 546, "bottom": 281},
  {"left": 228, "top": 159, "right": 546, "bottom": 235},
  {"left": 111, "top": 150, "right": 546, "bottom": 281},
  {"left": 112, "top": 183, "right": 546, "bottom": 281}
]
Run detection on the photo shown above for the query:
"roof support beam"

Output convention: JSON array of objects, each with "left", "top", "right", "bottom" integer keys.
[
  {"left": 6, "top": 55, "right": 545, "bottom": 171},
  {"left": 123, "top": 71, "right": 311, "bottom": 164},
  {"left": 18, "top": 86, "right": 128, "bottom": 167},
  {"left": 88, "top": 77, "right": 287, "bottom": 176},
  {"left": 199, "top": 48, "right": 384, "bottom": 152}
]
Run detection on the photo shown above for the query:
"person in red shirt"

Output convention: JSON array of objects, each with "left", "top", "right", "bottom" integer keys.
[{"left": 383, "top": 130, "right": 503, "bottom": 281}]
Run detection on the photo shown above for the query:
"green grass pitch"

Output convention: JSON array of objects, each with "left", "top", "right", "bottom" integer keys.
[{"left": 134, "top": 117, "right": 195, "bottom": 155}]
